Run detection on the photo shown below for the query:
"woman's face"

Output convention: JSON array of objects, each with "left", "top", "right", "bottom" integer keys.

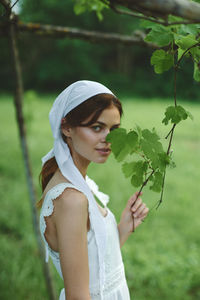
[{"left": 63, "top": 105, "right": 121, "bottom": 166}]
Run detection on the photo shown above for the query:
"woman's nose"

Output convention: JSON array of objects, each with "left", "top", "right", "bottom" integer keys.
[{"left": 100, "top": 128, "right": 110, "bottom": 142}]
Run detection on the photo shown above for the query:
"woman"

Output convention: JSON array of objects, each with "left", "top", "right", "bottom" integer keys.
[{"left": 38, "top": 80, "right": 149, "bottom": 300}]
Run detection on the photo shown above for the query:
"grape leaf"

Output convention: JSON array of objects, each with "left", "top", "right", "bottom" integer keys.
[
  {"left": 122, "top": 162, "right": 137, "bottom": 178},
  {"left": 131, "top": 174, "right": 143, "bottom": 187},
  {"left": 175, "top": 34, "right": 197, "bottom": 50},
  {"left": 122, "top": 160, "right": 148, "bottom": 179},
  {"left": 107, "top": 128, "right": 140, "bottom": 161},
  {"left": 106, "top": 128, "right": 128, "bottom": 161},
  {"left": 131, "top": 161, "right": 148, "bottom": 187},
  {"left": 140, "top": 20, "right": 160, "bottom": 29},
  {"left": 162, "top": 105, "right": 193, "bottom": 125},
  {"left": 150, "top": 171, "right": 163, "bottom": 192},
  {"left": 140, "top": 129, "right": 164, "bottom": 169},
  {"left": 178, "top": 48, "right": 185, "bottom": 60},
  {"left": 158, "top": 153, "right": 170, "bottom": 171},
  {"left": 179, "top": 24, "right": 200, "bottom": 36},
  {"left": 190, "top": 47, "right": 200, "bottom": 60},
  {"left": 127, "top": 130, "right": 138, "bottom": 150},
  {"left": 151, "top": 50, "right": 174, "bottom": 74},
  {"left": 144, "top": 25, "right": 174, "bottom": 47}
]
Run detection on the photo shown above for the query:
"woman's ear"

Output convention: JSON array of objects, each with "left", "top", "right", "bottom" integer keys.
[
  {"left": 61, "top": 118, "right": 73, "bottom": 138},
  {"left": 61, "top": 127, "right": 72, "bottom": 138}
]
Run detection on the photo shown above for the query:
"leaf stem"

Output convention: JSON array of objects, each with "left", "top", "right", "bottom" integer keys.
[
  {"left": 167, "top": 124, "right": 176, "bottom": 155},
  {"left": 156, "top": 168, "right": 166, "bottom": 209}
]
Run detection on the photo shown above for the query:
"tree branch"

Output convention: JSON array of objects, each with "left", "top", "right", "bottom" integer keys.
[
  {"left": 8, "top": 20, "right": 157, "bottom": 48},
  {"left": 0, "top": 0, "right": 11, "bottom": 16},
  {"left": 109, "top": 2, "right": 200, "bottom": 25},
  {"left": 0, "top": 0, "right": 10, "bottom": 10},
  {"left": 109, "top": 0, "right": 200, "bottom": 22}
]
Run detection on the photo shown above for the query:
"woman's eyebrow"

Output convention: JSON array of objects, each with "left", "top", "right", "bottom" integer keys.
[{"left": 95, "top": 121, "right": 121, "bottom": 127}]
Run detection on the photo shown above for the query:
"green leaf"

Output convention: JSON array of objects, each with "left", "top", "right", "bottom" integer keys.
[
  {"left": 122, "top": 162, "right": 137, "bottom": 178},
  {"left": 73, "top": 0, "right": 107, "bottom": 20},
  {"left": 150, "top": 171, "right": 163, "bottom": 192},
  {"left": 144, "top": 25, "right": 174, "bottom": 47},
  {"left": 179, "top": 24, "right": 200, "bottom": 36},
  {"left": 74, "top": 2, "right": 86, "bottom": 15},
  {"left": 151, "top": 50, "right": 174, "bottom": 74},
  {"left": 175, "top": 34, "right": 197, "bottom": 50},
  {"left": 131, "top": 174, "right": 143, "bottom": 187},
  {"left": 178, "top": 48, "right": 185, "bottom": 60},
  {"left": 158, "top": 153, "right": 170, "bottom": 171},
  {"left": 186, "top": 110, "right": 194, "bottom": 121},
  {"left": 140, "top": 20, "right": 159, "bottom": 29},
  {"left": 190, "top": 47, "right": 200, "bottom": 60},
  {"left": 123, "top": 160, "right": 148, "bottom": 188},
  {"left": 162, "top": 105, "right": 192, "bottom": 125},
  {"left": 135, "top": 125, "right": 142, "bottom": 141},
  {"left": 127, "top": 130, "right": 138, "bottom": 150},
  {"left": 106, "top": 128, "right": 128, "bottom": 161},
  {"left": 194, "top": 62, "right": 200, "bottom": 82},
  {"left": 140, "top": 129, "right": 164, "bottom": 169}
]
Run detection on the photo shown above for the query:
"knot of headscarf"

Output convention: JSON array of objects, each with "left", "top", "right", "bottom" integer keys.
[{"left": 42, "top": 80, "right": 115, "bottom": 299}]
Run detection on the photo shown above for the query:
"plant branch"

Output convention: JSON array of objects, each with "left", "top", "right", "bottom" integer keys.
[
  {"left": 108, "top": 0, "right": 200, "bottom": 22},
  {"left": 167, "top": 124, "right": 176, "bottom": 155},
  {"left": 131, "top": 169, "right": 155, "bottom": 232},
  {"left": 108, "top": 3, "right": 200, "bottom": 26},
  {"left": 2, "top": 20, "right": 158, "bottom": 48},
  {"left": 177, "top": 42, "right": 200, "bottom": 67},
  {"left": 11, "top": 0, "right": 19, "bottom": 9},
  {"left": 156, "top": 168, "right": 166, "bottom": 209},
  {"left": 109, "top": 3, "right": 166, "bottom": 25}
]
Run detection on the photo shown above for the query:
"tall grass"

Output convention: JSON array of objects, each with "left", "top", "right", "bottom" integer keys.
[{"left": 0, "top": 94, "right": 200, "bottom": 300}]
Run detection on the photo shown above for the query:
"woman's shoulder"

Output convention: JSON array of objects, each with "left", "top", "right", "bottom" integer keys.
[{"left": 43, "top": 169, "right": 88, "bottom": 211}]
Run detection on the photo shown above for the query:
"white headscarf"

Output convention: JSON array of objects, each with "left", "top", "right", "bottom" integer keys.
[{"left": 42, "top": 80, "right": 115, "bottom": 297}]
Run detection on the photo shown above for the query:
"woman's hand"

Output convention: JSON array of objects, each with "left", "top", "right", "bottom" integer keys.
[{"left": 118, "top": 192, "right": 149, "bottom": 247}]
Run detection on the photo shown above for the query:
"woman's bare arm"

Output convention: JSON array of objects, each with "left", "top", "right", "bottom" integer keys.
[{"left": 54, "top": 188, "right": 91, "bottom": 300}]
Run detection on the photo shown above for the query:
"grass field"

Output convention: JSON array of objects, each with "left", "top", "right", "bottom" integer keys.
[{"left": 0, "top": 93, "right": 200, "bottom": 300}]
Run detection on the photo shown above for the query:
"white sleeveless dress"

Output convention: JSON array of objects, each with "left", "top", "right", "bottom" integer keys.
[{"left": 40, "top": 183, "right": 130, "bottom": 300}]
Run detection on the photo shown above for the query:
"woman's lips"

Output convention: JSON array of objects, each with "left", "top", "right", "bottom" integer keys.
[{"left": 95, "top": 148, "right": 111, "bottom": 156}]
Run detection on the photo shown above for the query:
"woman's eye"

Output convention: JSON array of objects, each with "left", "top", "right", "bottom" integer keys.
[
  {"left": 91, "top": 125, "right": 102, "bottom": 132},
  {"left": 110, "top": 126, "right": 119, "bottom": 132}
]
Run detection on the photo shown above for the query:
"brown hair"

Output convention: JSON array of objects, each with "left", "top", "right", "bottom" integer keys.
[{"left": 37, "top": 93, "right": 122, "bottom": 208}]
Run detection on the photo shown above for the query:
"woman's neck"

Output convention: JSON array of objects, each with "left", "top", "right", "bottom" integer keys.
[{"left": 71, "top": 151, "right": 90, "bottom": 178}]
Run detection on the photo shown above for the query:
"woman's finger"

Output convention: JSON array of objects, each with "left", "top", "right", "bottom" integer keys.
[
  {"left": 128, "top": 192, "right": 143, "bottom": 208},
  {"left": 136, "top": 206, "right": 149, "bottom": 219},
  {"left": 133, "top": 203, "right": 146, "bottom": 218},
  {"left": 131, "top": 197, "right": 142, "bottom": 212}
]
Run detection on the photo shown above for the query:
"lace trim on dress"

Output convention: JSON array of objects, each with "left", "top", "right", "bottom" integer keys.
[{"left": 90, "top": 264, "right": 126, "bottom": 297}]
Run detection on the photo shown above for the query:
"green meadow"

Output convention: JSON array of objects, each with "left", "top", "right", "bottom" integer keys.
[{"left": 0, "top": 94, "right": 200, "bottom": 300}]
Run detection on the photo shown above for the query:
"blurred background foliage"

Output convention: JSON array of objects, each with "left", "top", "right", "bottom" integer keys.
[{"left": 0, "top": 0, "right": 199, "bottom": 100}]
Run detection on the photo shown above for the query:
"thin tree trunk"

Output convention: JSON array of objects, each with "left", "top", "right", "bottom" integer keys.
[{"left": 8, "top": 17, "right": 57, "bottom": 300}]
